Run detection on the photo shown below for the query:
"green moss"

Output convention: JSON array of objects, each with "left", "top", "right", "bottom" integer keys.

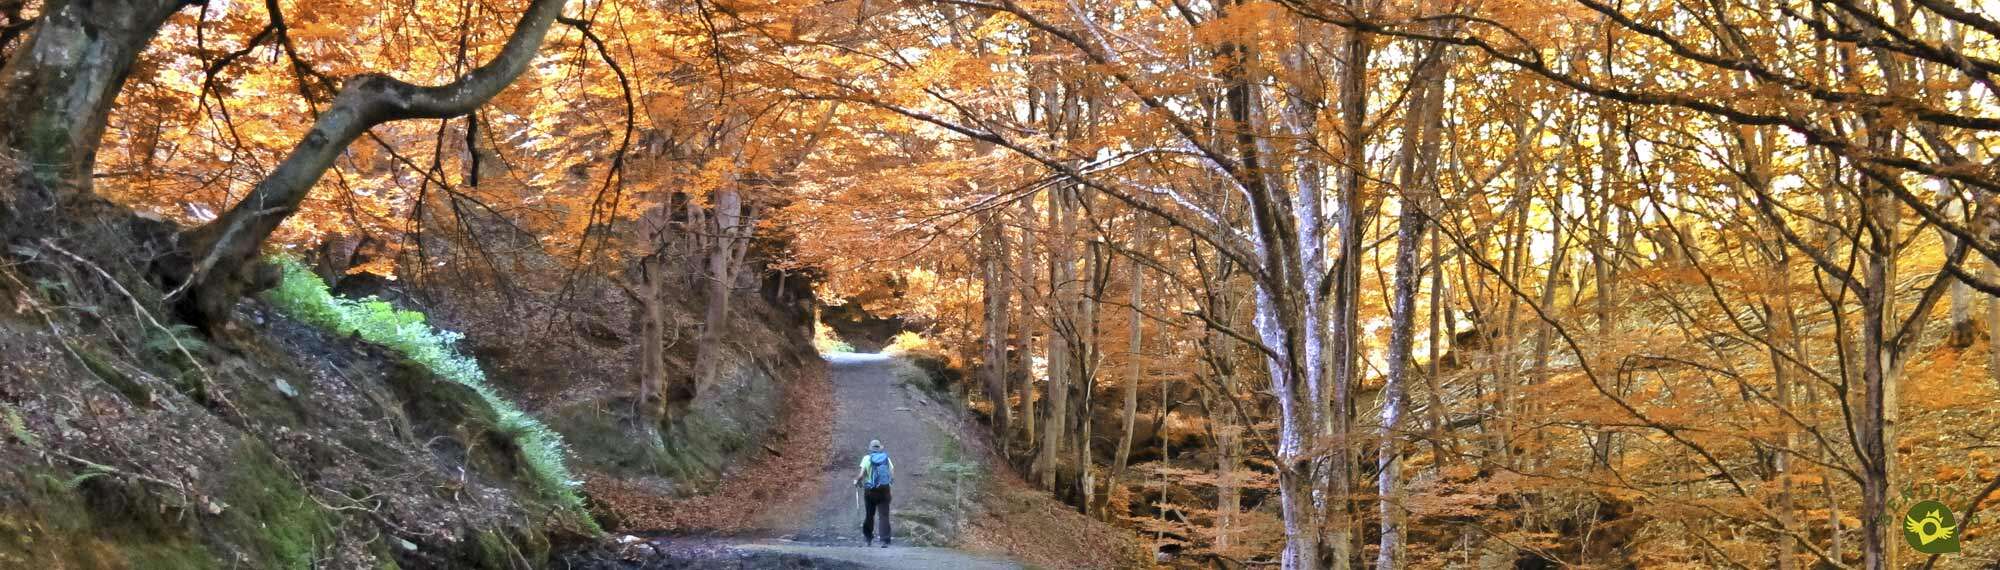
[
  {"left": 545, "top": 404, "right": 677, "bottom": 477},
  {"left": 0, "top": 447, "right": 335, "bottom": 570},
  {"left": 468, "top": 525, "right": 550, "bottom": 569},
  {"left": 472, "top": 529, "right": 512, "bottom": 569},
  {"left": 0, "top": 468, "right": 215, "bottom": 569},
  {"left": 215, "top": 441, "right": 333, "bottom": 569},
  {"left": 76, "top": 347, "right": 153, "bottom": 405},
  {"left": 545, "top": 365, "right": 774, "bottom": 492}
]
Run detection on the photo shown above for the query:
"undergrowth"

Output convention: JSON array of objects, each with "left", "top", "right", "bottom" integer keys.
[
  {"left": 259, "top": 257, "right": 590, "bottom": 521},
  {"left": 812, "top": 320, "right": 854, "bottom": 354}
]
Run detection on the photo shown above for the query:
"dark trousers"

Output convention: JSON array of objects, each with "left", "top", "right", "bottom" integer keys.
[{"left": 862, "top": 486, "right": 892, "bottom": 542}]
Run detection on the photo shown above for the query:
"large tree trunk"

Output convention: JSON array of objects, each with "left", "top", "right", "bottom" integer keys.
[
  {"left": 179, "top": 0, "right": 568, "bottom": 328},
  {"left": 638, "top": 255, "right": 668, "bottom": 418},
  {"left": 691, "top": 182, "right": 746, "bottom": 397},
  {"left": 612, "top": 177, "right": 680, "bottom": 423},
  {"left": 0, "top": 0, "right": 183, "bottom": 211}
]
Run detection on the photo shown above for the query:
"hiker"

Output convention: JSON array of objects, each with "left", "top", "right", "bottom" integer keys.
[{"left": 855, "top": 439, "right": 894, "bottom": 547}]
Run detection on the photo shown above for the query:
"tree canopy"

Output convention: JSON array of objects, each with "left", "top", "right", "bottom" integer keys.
[{"left": 4, "top": 0, "right": 2000, "bottom": 567}]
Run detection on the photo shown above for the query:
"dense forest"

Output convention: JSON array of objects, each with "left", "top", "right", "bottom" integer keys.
[{"left": 3, "top": 0, "right": 2000, "bottom": 568}]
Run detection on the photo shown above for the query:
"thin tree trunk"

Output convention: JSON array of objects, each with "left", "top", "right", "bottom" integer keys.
[
  {"left": 1990, "top": 258, "right": 2000, "bottom": 390},
  {"left": 1041, "top": 188, "right": 1071, "bottom": 491},
  {"left": 982, "top": 211, "right": 1013, "bottom": 437},
  {"left": 1015, "top": 199, "right": 1040, "bottom": 448},
  {"left": 1378, "top": 36, "right": 1447, "bottom": 567},
  {"left": 1101, "top": 246, "right": 1145, "bottom": 520},
  {"left": 1323, "top": 15, "right": 1369, "bottom": 568},
  {"left": 1074, "top": 233, "right": 1100, "bottom": 510},
  {"left": 1377, "top": 203, "right": 1423, "bottom": 570}
]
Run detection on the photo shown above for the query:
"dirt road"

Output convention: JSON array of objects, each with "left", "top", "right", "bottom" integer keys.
[{"left": 752, "top": 351, "right": 1020, "bottom": 568}]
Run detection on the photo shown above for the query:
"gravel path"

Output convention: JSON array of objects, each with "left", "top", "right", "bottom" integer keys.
[
  {"left": 559, "top": 353, "right": 1028, "bottom": 569},
  {"left": 763, "top": 352, "right": 1020, "bottom": 569}
]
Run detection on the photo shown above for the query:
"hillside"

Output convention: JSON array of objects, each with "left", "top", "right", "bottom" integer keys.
[{"left": 0, "top": 207, "right": 593, "bottom": 568}]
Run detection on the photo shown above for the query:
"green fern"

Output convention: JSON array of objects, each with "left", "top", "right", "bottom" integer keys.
[
  {"left": 64, "top": 469, "right": 108, "bottom": 490},
  {"left": 143, "top": 323, "right": 210, "bottom": 357},
  {"left": 259, "top": 257, "right": 591, "bottom": 527},
  {"left": 3, "top": 404, "right": 37, "bottom": 448}
]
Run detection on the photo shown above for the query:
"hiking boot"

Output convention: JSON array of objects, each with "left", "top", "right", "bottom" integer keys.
[{"left": 881, "top": 539, "right": 890, "bottom": 548}]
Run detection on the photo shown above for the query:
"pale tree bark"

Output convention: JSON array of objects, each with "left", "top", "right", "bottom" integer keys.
[
  {"left": 690, "top": 109, "right": 754, "bottom": 401},
  {"left": 183, "top": 0, "right": 571, "bottom": 327},
  {"left": 1099, "top": 241, "right": 1145, "bottom": 520},
  {"left": 981, "top": 210, "right": 1013, "bottom": 437},
  {"left": 1737, "top": 123, "right": 1799, "bottom": 570},
  {"left": 1422, "top": 230, "right": 1452, "bottom": 470},
  {"left": 1015, "top": 198, "right": 1040, "bottom": 447},
  {"left": 1856, "top": 35, "right": 1912, "bottom": 569},
  {"left": 1041, "top": 187, "right": 1072, "bottom": 491},
  {"left": 1074, "top": 234, "right": 1101, "bottom": 511},
  {"left": 1493, "top": 108, "right": 1541, "bottom": 467},
  {"left": 1377, "top": 35, "right": 1447, "bottom": 568},
  {"left": 1377, "top": 203, "right": 1422, "bottom": 570},
  {"left": 1587, "top": 46, "right": 1623, "bottom": 468},
  {"left": 1191, "top": 209, "right": 1244, "bottom": 556},
  {"left": 1858, "top": 184, "right": 1901, "bottom": 570}
]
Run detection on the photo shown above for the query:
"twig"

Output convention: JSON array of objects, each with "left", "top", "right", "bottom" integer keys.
[
  {"left": 48, "top": 449, "right": 186, "bottom": 491},
  {"left": 38, "top": 239, "right": 237, "bottom": 416}
]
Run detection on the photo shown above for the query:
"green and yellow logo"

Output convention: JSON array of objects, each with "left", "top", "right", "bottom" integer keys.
[{"left": 1903, "top": 500, "right": 1961, "bottom": 554}]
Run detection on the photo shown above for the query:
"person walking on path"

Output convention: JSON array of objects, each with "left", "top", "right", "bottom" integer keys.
[{"left": 855, "top": 439, "right": 894, "bottom": 547}]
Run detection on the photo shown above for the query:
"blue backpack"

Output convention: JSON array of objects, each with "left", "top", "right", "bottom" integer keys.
[{"left": 864, "top": 452, "right": 892, "bottom": 489}]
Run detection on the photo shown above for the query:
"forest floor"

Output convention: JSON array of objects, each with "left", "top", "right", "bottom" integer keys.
[{"left": 566, "top": 351, "right": 1144, "bottom": 569}]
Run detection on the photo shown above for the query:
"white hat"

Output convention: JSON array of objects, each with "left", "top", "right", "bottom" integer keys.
[{"left": 869, "top": 439, "right": 883, "bottom": 451}]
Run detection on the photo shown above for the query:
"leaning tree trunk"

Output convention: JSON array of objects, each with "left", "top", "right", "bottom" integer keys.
[
  {"left": 179, "top": 0, "right": 569, "bottom": 328},
  {"left": 0, "top": 0, "right": 184, "bottom": 213}
]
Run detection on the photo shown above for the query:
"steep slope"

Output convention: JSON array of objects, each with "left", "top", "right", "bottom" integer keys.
[{"left": 0, "top": 209, "right": 594, "bottom": 569}]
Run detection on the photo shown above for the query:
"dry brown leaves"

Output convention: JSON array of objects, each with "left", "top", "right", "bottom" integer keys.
[{"left": 584, "top": 359, "right": 835, "bottom": 534}]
